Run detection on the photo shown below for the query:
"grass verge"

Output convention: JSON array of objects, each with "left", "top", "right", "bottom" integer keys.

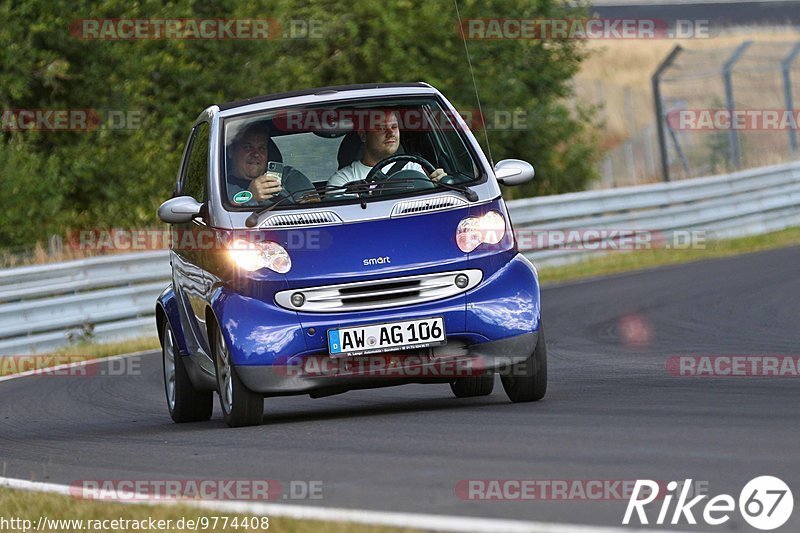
[
  {"left": 51, "top": 337, "right": 161, "bottom": 358},
  {"left": 537, "top": 227, "right": 800, "bottom": 285},
  {"left": 0, "top": 488, "right": 418, "bottom": 533}
]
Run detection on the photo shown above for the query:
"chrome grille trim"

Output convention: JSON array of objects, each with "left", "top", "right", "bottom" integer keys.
[
  {"left": 391, "top": 195, "right": 469, "bottom": 217},
  {"left": 275, "top": 269, "right": 483, "bottom": 312},
  {"left": 260, "top": 211, "right": 342, "bottom": 228}
]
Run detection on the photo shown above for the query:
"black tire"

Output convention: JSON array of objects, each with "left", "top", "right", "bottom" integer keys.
[
  {"left": 212, "top": 325, "right": 264, "bottom": 427},
  {"left": 501, "top": 323, "right": 548, "bottom": 403},
  {"left": 162, "top": 321, "right": 213, "bottom": 423},
  {"left": 450, "top": 373, "right": 494, "bottom": 397}
]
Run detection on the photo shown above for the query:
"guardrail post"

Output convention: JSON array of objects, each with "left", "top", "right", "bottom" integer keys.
[
  {"left": 722, "top": 41, "right": 753, "bottom": 171},
  {"left": 781, "top": 43, "right": 800, "bottom": 159},
  {"left": 652, "top": 45, "right": 683, "bottom": 182}
]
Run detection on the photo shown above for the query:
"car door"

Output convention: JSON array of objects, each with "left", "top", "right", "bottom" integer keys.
[{"left": 172, "top": 121, "right": 215, "bottom": 375}]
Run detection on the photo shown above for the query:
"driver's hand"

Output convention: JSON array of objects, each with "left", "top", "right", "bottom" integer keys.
[
  {"left": 248, "top": 174, "right": 283, "bottom": 201},
  {"left": 429, "top": 168, "right": 447, "bottom": 182}
]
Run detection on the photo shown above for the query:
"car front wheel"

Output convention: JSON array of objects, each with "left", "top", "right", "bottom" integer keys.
[
  {"left": 162, "top": 321, "right": 213, "bottom": 423},
  {"left": 501, "top": 323, "right": 548, "bottom": 402},
  {"left": 212, "top": 324, "right": 264, "bottom": 427}
]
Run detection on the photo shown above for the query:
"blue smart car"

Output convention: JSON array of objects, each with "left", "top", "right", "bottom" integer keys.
[{"left": 156, "top": 83, "right": 545, "bottom": 427}]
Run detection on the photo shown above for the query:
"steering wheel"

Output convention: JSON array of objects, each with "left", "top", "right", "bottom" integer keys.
[{"left": 364, "top": 154, "right": 436, "bottom": 184}]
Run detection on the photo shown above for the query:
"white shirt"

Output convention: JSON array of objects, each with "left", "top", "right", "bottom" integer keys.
[{"left": 327, "top": 160, "right": 424, "bottom": 192}]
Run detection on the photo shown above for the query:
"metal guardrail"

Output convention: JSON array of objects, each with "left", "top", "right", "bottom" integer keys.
[
  {"left": 1, "top": 161, "right": 798, "bottom": 355},
  {"left": 0, "top": 252, "right": 169, "bottom": 354},
  {"left": 513, "top": 161, "right": 800, "bottom": 265}
]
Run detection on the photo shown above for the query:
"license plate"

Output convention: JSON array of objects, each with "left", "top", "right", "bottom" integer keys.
[{"left": 328, "top": 316, "right": 446, "bottom": 357}]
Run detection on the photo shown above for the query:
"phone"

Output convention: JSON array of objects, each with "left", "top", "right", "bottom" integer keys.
[{"left": 266, "top": 161, "right": 283, "bottom": 186}]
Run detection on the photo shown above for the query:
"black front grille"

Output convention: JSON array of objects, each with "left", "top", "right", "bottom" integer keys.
[
  {"left": 339, "top": 290, "right": 422, "bottom": 305},
  {"left": 338, "top": 280, "right": 420, "bottom": 295}
]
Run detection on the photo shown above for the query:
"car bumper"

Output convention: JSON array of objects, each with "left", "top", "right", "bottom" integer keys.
[{"left": 236, "top": 330, "right": 537, "bottom": 395}]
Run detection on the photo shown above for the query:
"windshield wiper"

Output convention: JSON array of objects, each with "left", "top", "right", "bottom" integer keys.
[
  {"left": 244, "top": 182, "right": 415, "bottom": 227},
  {"left": 382, "top": 176, "right": 479, "bottom": 202},
  {"left": 344, "top": 180, "right": 417, "bottom": 209}
]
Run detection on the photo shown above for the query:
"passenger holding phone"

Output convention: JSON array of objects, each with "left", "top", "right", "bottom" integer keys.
[{"left": 227, "top": 123, "right": 317, "bottom": 204}]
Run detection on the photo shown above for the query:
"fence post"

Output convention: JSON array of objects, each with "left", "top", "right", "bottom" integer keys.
[
  {"left": 722, "top": 41, "right": 753, "bottom": 170},
  {"left": 643, "top": 125, "right": 657, "bottom": 179},
  {"left": 781, "top": 43, "right": 800, "bottom": 159},
  {"left": 48, "top": 235, "right": 63, "bottom": 258},
  {"left": 652, "top": 45, "right": 683, "bottom": 182},
  {"left": 602, "top": 156, "right": 613, "bottom": 188},
  {"left": 624, "top": 88, "right": 638, "bottom": 182},
  {"left": 595, "top": 79, "right": 606, "bottom": 123}
]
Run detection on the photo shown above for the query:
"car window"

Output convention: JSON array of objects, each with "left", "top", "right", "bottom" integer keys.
[
  {"left": 221, "top": 97, "right": 483, "bottom": 210},
  {"left": 181, "top": 122, "right": 210, "bottom": 202},
  {"left": 427, "top": 107, "right": 479, "bottom": 179},
  {"left": 272, "top": 133, "right": 339, "bottom": 183}
]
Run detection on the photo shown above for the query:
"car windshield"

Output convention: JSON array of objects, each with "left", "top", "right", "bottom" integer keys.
[{"left": 221, "top": 97, "right": 481, "bottom": 210}]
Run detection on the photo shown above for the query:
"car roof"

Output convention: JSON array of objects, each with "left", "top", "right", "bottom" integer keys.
[{"left": 217, "top": 82, "right": 434, "bottom": 111}]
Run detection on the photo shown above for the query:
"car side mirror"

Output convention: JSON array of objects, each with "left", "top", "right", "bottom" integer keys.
[
  {"left": 158, "top": 196, "right": 203, "bottom": 224},
  {"left": 494, "top": 159, "right": 535, "bottom": 186}
]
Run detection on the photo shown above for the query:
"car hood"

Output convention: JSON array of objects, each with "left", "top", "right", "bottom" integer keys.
[{"left": 281, "top": 207, "right": 470, "bottom": 288}]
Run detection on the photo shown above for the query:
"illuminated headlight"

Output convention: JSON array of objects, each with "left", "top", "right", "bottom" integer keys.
[
  {"left": 228, "top": 239, "right": 291, "bottom": 273},
  {"left": 456, "top": 211, "right": 506, "bottom": 252}
]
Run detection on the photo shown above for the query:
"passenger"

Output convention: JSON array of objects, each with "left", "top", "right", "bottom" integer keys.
[{"left": 227, "top": 123, "right": 317, "bottom": 204}]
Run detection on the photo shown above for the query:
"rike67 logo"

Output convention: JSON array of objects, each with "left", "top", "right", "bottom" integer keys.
[{"left": 623, "top": 476, "right": 793, "bottom": 530}]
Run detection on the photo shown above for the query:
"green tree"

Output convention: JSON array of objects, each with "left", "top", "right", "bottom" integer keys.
[{"left": 0, "top": 0, "right": 599, "bottom": 249}]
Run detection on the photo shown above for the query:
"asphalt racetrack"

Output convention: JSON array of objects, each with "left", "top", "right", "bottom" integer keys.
[{"left": 1, "top": 246, "right": 799, "bottom": 530}]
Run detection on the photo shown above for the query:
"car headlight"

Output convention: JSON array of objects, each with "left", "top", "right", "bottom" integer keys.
[
  {"left": 456, "top": 211, "right": 506, "bottom": 253},
  {"left": 228, "top": 239, "right": 291, "bottom": 273}
]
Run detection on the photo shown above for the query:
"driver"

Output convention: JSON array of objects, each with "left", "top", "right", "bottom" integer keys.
[{"left": 327, "top": 109, "right": 446, "bottom": 190}]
